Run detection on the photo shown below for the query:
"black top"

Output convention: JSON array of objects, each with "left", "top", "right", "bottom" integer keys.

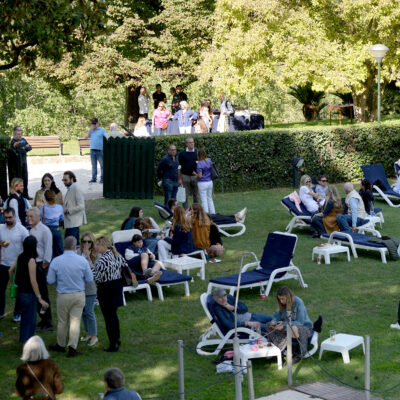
[
  {"left": 210, "top": 224, "right": 223, "bottom": 245},
  {"left": 178, "top": 150, "right": 197, "bottom": 176},
  {"left": 7, "top": 193, "right": 28, "bottom": 226},
  {"left": 15, "top": 255, "right": 35, "bottom": 294},
  {"left": 359, "top": 189, "right": 374, "bottom": 212},
  {"left": 177, "top": 91, "right": 188, "bottom": 102},
  {"left": 157, "top": 154, "right": 179, "bottom": 180},
  {"left": 10, "top": 138, "right": 32, "bottom": 163},
  {"left": 171, "top": 93, "right": 181, "bottom": 114},
  {"left": 153, "top": 91, "right": 166, "bottom": 109}
]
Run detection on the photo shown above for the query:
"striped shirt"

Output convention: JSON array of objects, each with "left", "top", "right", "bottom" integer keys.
[{"left": 93, "top": 249, "right": 126, "bottom": 284}]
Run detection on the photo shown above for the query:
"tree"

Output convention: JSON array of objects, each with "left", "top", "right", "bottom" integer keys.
[
  {"left": 0, "top": 0, "right": 107, "bottom": 70},
  {"left": 200, "top": 0, "right": 400, "bottom": 122}
]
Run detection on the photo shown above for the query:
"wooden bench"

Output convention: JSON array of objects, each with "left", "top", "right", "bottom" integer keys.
[
  {"left": 27, "top": 136, "right": 63, "bottom": 155},
  {"left": 78, "top": 138, "right": 90, "bottom": 156}
]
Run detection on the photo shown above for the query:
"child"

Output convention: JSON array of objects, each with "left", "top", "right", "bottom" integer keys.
[{"left": 125, "top": 234, "right": 162, "bottom": 284}]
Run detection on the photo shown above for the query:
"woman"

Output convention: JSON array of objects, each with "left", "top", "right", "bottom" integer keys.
[
  {"left": 299, "top": 174, "right": 324, "bottom": 214},
  {"left": 196, "top": 148, "right": 216, "bottom": 214},
  {"left": 173, "top": 101, "right": 198, "bottom": 134},
  {"left": 152, "top": 101, "right": 170, "bottom": 136},
  {"left": 133, "top": 217, "right": 159, "bottom": 254},
  {"left": 121, "top": 206, "right": 143, "bottom": 230},
  {"left": 199, "top": 100, "right": 213, "bottom": 132},
  {"left": 311, "top": 185, "right": 343, "bottom": 236},
  {"left": 359, "top": 178, "right": 374, "bottom": 214},
  {"left": 157, "top": 206, "right": 196, "bottom": 261},
  {"left": 93, "top": 236, "right": 126, "bottom": 352},
  {"left": 266, "top": 286, "right": 321, "bottom": 361},
  {"left": 10, "top": 236, "right": 49, "bottom": 343},
  {"left": 16, "top": 335, "right": 64, "bottom": 399},
  {"left": 78, "top": 232, "right": 100, "bottom": 347},
  {"left": 40, "top": 190, "right": 64, "bottom": 257},
  {"left": 134, "top": 116, "right": 150, "bottom": 137},
  {"left": 34, "top": 173, "right": 63, "bottom": 207}
]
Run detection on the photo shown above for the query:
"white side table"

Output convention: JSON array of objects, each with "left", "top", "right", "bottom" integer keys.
[
  {"left": 239, "top": 341, "right": 282, "bottom": 371},
  {"left": 163, "top": 256, "right": 205, "bottom": 280},
  {"left": 319, "top": 333, "right": 365, "bottom": 363},
  {"left": 312, "top": 244, "right": 350, "bottom": 264}
]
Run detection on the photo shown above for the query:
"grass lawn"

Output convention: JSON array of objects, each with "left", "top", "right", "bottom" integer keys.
[{"left": 1, "top": 187, "right": 400, "bottom": 399}]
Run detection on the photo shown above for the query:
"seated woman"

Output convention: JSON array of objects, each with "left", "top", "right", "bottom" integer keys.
[
  {"left": 393, "top": 159, "right": 400, "bottom": 194},
  {"left": 133, "top": 217, "right": 159, "bottom": 254},
  {"left": 359, "top": 178, "right": 374, "bottom": 214},
  {"left": 266, "top": 286, "right": 322, "bottom": 362},
  {"left": 125, "top": 234, "right": 162, "bottom": 283},
  {"left": 121, "top": 206, "right": 143, "bottom": 230},
  {"left": 299, "top": 174, "right": 324, "bottom": 214},
  {"left": 157, "top": 206, "right": 196, "bottom": 261},
  {"left": 311, "top": 185, "right": 343, "bottom": 237},
  {"left": 34, "top": 173, "right": 63, "bottom": 207}
]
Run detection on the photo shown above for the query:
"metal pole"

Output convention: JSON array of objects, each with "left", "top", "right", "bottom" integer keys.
[
  {"left": 287, "top": 320, "right": 292, "bottom": 386},
  {"left": 377, "top": 61, "right": 381, "bottom": 123},
  {"left": 247, "top": 360, "right": 255, "bottom": 400},
  {"left": 233, "top": 336, "right": 242, "bottom": 400},
  {"left": 365, "top": 335, "right": 370, "bottom": 400},
  {"left": 178, "top": 340, "right": 185, "bottom": 400}
]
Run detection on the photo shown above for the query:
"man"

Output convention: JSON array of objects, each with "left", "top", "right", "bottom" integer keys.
[
  {"left": 62, "top": 171, "right": 86, "bottom": 245},
  {"left": 103, "top": 368, "right": 142, "bottom": 400},
  {"left": 152, "top": 84, "right": 167, "bottom": 109},
  {"left": 8, "top": 126, "right": 32, "bottom": 199},
  {"left": 27, "top": 207, "right": 53, "bottom": 331},
  {"left": 217, "top": 94, "right": 234, "bottom": 133},
  {"left": 337, "top": 182, "right": 368, "bottom": 232},
  {"left": 176, "top": 85, "right": 188, "bottom": 102},
  {"left": 85, "top": 117, "right": 107, "bottom": 183},
  {"left": 47, "top": 236, "right": 93, "bottom": 358},
  {"left": 212, "top": 288, "right": 272, "bottom": 332},
  {"left": 0, "top": 207, "right": 29, "bottom": 320},
  {"left": 5, "top": 177, "right": 31, "bottom": 227},
  {"left": 138, "top": 87, "right": 150, "bottom": 118},
  {"left": 157, "top": 144, "right": 179, "bottom": 206},
  {"left": 178, "top": 137, "right": 199, "bottom": 210},
  {"left": 107, "top": 123, "right": 126, "bottom": 139},
  {"left": 170, "top": 87, "right": 180, "bottom": 115},
  {"left": 314, "top": 176, "right": 328, "bottom": 199}
]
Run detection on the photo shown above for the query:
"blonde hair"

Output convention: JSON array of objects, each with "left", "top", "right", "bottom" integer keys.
[
  {"left": 325, "top": 185, "right": 342, "bottom": 210},
  {"left": 276, "top": 286, "right": 295, "bottom": 312},
  {"left": 191, "top": 203, "right": 211, "bottom": 227},
  {"left": 81, "top": 232, "right": 98, "bottom": 262},
  {"left": 10, "top": 177, "right": 23, "bottom": 194},
  {"left": 173, "top": 206, "right": 192, "bottom": 233},
  {"left": 96, "top": 236, "right": 118, "bottom": 256},
  {"left": 300, "top": 175, "right": 311, "bottom": 187},
  {"left": 135, "top": 117, "right": 146, "bottom": 130},
  {"left": 21, "top": 336, "right": 49, "bottom": 362}
]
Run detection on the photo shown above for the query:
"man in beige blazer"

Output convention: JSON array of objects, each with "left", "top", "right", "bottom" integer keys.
[{"left": 62, "top": 171, "right": 86, "bottom": 245}]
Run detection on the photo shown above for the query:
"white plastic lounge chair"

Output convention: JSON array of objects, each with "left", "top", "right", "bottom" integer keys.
[
  {"left": 216, "top": 222, "right": 246, "bottom": 237},
  {"left": 281, "top": 197, "right": 312, "bottom": 233},
  {"left": 207, "top": 231, "right": 308, "bottom": 296}
]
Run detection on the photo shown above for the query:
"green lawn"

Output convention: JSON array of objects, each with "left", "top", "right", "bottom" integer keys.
[{"left": 1, "top": 187, "right": 400, "bottom": 399}]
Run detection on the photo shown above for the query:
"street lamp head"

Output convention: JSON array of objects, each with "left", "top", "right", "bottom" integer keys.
[{"left": 369, "top": 44, "right": 389, "bottom": 63}]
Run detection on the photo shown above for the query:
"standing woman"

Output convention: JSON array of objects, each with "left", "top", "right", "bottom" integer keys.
[
  {"left": 173, "top": 101, "right": 198, "bottom": 134},
  {"left": 10, "top": 236, "right": 49, "bottom": 343},
  {"left": 78, "top": 232, "right": 100, "bottom": 347},
  {"left": 196, "top": 148, "right": 216, "bottom": 214},
  {"left": 93, "top": 236, "right": 126, "bottom": 352},
  {"left": 34, "top": 173, "right": 63, "bottom": 207},
  {"left": 152, "top": 101, "right": 170, "bottom": 136}
]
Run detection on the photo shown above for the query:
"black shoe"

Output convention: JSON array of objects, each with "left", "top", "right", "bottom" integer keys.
[
  {"left": 310, "top": 232, "right": 320, "bottom": 238},
  {"left": 67, "top": 346, "right": 83, "bottom": 358},
  {"left": 37, "top": 325, "right": 54, "bottom": 332},
  {"left": 292, "top": 355, "right": 302, "bottom": 364},
  {"left": 49, "top": 343, "right": 66, "bottom": 353},
  {"left": 313, "top": 315, "right": 323, "bottom": 333},
  {"left": 89, "top": 180, "right": 96, "bottom": 183},
  {"left": 103, "top": 344, "right": 119, "bottom": 352}
]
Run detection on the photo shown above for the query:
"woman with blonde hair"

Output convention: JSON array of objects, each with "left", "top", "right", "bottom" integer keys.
[
  {"left": 311, "top": 185, "right": 343, "bottom": 236},
  {"left": 134, "top": 116, "right": 149, "bottom": 137},
  {"left": 157, "top": 205, "right": 196, "bottom": 260},
  {"left": 93, "top": 236, "right": 127, "bottom": 352},
  {"left": 5, "top": 177, "right": 30, "bottom": 226},
  {"left": 299, "top": 175, "right": 324, "bottom": 214}
]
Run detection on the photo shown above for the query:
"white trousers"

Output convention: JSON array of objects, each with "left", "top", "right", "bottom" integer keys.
[
  {"left": 179, "top": 126, "right": 192, "bottom": 134},
  {"left": 198, "top": 180, "right": 215, "bottom": 214},
  {"left": 158, "top": 239, "right": 172, "bottom": 261}
]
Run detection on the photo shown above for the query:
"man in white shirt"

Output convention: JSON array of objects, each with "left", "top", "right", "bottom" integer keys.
[
  {"left": 314, "top": 176, "right": 328, "bottom": 199},
  {"left": 0, "top": 207, "right": 29, "bottom": 319}
]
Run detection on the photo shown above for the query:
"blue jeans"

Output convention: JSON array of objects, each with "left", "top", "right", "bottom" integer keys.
[
  {"left": 154, "top": 128, "right": 167, "bottom": 136},
  {"left": 65, "top": 227, "right": 80, "bottom": 246},
  {"left": 82, "top": 294, "right": 97, "bottom": 336},
  {"left": 250, "top": 313, "right": 273, "bottom": 334},
  {"left": 19, "top": 293, "right": 37, "bottom": 343},
  {"left": 337, "top": 214, "right": 367, "bottom": 231},
  {"left": 162, "top": 179, "right": 178, "bottom": 205},
  {"left": 49, "top": 226, "right": 64, "bottom": 257},
  {"left": 90, "top": 149, "right": 103, "bottom": 181}
]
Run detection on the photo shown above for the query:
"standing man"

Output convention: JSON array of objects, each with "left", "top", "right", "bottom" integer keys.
[
  {"left": 314, "top": 176, "right": 328, "bottom": 199},
  {"left": 218, "top": 94, "right": 234, "bottom": 133},
  {"left": 178, "top": 137, "right": 199, "bottom": 209},
  {"left": 152, "top": 84, "right": 167, "bottom": 109},
  {"left": 5, "top": 178, "right": 31, "bottom": 227},
  {"left": 138, "top": 87, "right": 150, "bottom": 118},
  {"left": 157, "top": 144, "right": 179, "bottom": 206},
  {"left": 47, "top": 236, "right": 93, "bottom": 358},
  {"left": 85, "top": 117, "right": 107, "bottom": 184},
  {"left": 8, "top": 126, "right": 32, "bottom": 199},
  {"left": 176, "top": 85, "right": 188, "bottom": 102},
  {"left": 62, "top": 171, "right": 86, "bottom": 246},
  {"left": 170, "top": 87, "right": 180, "bottom": 115},
  {"left": 27, "top": 207, "right": 53, "bottom": 332},
  {"left": 0, "top": 207, "right": 29, "bottom": 320}
]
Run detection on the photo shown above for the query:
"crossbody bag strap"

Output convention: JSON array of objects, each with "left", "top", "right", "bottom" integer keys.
[{"left": 26, "top": 362, "right": 54, "bottom": 400}]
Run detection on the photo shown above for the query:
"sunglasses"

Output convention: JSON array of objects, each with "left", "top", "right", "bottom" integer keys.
[
  {"left": 320, "top": 179, "right": 328, "bottom": 182},
  {"left": 82, "top": 240, "right": 92, "bottom": 244},
  {"left": 306, "top": 180, "right": 311, "bottom": 183}
]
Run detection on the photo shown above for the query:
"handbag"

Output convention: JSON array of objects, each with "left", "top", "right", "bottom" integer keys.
[
  {"left": 10, "top": 262, "right": 18, "bottom": 299},
  {"left": 121, "top": 264, "right": 133, "bottom": 287},
  {"left": 161, "top": 122, "right": 168, "bottom": 130},
  {"left": 211, "top": 162, "right": 220, "bottom": 180},
  {"left": 176, "top": 186, "right": 186, "bottom": 203}
]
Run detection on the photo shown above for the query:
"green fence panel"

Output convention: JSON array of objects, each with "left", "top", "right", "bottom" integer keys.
[{"left": 103, "top": 137, "right": 155, "bottom": 199}]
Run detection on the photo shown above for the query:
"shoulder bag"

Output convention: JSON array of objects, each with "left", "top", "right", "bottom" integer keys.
[{"left": 210, "top": 162, "right": 220, "bottom": 181}]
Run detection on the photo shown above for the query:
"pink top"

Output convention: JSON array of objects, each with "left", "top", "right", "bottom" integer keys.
[{"left": 153, "top": 109, "right": 170, "bottom": 129}]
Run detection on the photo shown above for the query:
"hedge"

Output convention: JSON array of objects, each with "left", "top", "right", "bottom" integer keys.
[{"left": 153, "top": 121, "right": 400, "bottom": 192}]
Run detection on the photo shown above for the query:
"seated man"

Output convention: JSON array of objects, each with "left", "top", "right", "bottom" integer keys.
[
  {"left": 314, "top": 176, "right": 328, "bottom": 199},
  {"left": 103, "top": 368, "right": 142, "bottom": 400},
  {"left": 212, "top": 288, "right": 272, "bottom": 333},
  {"left": 337, "top": 182, "right": 368, "bottom": 232}
]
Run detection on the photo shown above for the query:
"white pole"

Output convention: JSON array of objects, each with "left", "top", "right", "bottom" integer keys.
[
  {"left": 178, "top": 340, "right": 184, "bottom": 400},
  {"left": 365, "top": 335, "right": 370, "bottom": 400},
  {"left": 247, "top": 360, "right": 255, "bottom": 400},
  {"left": 287, "top": 314, "right": 292, "bottom": 386},
  {"left": 377, "top": 61, "right": 381, "bottom": 123}
]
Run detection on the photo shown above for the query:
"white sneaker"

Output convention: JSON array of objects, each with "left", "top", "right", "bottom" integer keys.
[
  {"left": 237, "top": 207, "right": 247, "bottom": 223},
  {"left": 390, "top": 322, "right": 400, "bottom": 330}
]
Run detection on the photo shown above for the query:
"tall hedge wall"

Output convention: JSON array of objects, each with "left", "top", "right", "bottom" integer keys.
[{"left": 154, "top": 121, "right": 400, "bottom": 192}]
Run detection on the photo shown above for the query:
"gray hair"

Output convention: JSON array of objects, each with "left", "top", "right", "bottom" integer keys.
[
  {"left": 27, "top": 207, "right": 40, "bottom": 217},
  {"left": 104, "top": 368, "right": 125, "bottom": 389},
  {"left": 13, "top": 126, "right": 22, "bottom": 134},
  {"left": 21, "top": 335, "right": 49, "bottom": 362},
  {"left": 64, "top": 236, "right": 77, "bottom": 250},
  {"left": 213, "top": 287, "right": 226, "bottom": 298},
  {"left": 180, "top": 101, "right": 189, "bottom": 109},
  {"left": 110, "top": 123, "right": 118, "bottom": 131},
  {"left": 344, "top": 182, "right": 354, "bottom": 193}
]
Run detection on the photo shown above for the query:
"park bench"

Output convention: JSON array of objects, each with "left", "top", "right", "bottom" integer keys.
[
  {"left": 78, "top": 138, "right": 90, "bottom": 155},
  {"left": 27, "top": 136, "right": 63, "bottom": 155}
]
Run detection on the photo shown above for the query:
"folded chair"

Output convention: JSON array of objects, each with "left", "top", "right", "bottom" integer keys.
[
  {"left": 207, "top": 231, "right": 308, "bottom": 296},
  {"left": 362, "top": 164, "right": 400, "bottom": 208},
  {"left": 281, "top": 197, "right": 312, "bottom": 233},
  {"left": 154, "top": 201, "right": 173, "bottom": 221},
  {"left": 112, "top": 229, "right": 192, "bottom": 301}
]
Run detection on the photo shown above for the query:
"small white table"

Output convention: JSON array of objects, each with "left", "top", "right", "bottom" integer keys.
[
  {"left": 239, "top": 341, "right": 282, "bottom": 371},
  {"left": 163, "top": 256, "right": 205, "bottom": 280},
  {"left": 312, "top": 244, "right": 350, "bottom": 264},
  {"left": 319, "top": 333, "right": 365, "bottom": 363}
]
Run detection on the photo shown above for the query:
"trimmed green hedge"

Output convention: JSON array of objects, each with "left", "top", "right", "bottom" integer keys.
[{"left": 154, "top": 121, "right": 400, "bottom": 192}]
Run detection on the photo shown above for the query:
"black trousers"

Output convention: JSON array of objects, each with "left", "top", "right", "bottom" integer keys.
[
  {"left": 0, "top": 266, "right": 10, "bottom": 316},
  {"left": 22, "top": 162, "right": 29, "bottom": 198},
  {"left": 36, "top": 263, "right": 52, "bottom": 327}
]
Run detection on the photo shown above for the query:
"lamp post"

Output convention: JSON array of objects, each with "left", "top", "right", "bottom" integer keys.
[{"left": 369, "top": 44, "right": 389, "bottom": 123}]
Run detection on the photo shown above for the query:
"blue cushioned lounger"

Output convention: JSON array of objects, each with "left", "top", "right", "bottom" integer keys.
[{"left": 281, "top": 197, "right": 312, "bottom": 233}]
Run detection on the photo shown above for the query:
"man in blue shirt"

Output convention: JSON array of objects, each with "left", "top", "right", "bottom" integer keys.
[
  {"left": 47, "top": 236, "right": 93, "bottom": 358},
  {"left": 85, "top": 117, "right": 107, "bottom": 183},
  {"left": 157, "top": 144, "right": 179, "bottom": 205},
  {"left": 103, "top": 368, "right": 142, "bottom": 400}
]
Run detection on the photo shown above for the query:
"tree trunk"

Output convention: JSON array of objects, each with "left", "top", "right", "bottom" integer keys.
[
  {"left": 124, "top": 85, "right": 141, "bottom": 128},
  {"left": 352, "top": 90, "right": 368, "bottom": 123}
]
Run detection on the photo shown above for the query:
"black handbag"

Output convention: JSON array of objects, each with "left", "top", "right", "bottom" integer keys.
[
  {"left": 121, "top": 264, "right": 133, "bottom": 287},
  {"left": 211, "top": 162, "right": 220, "bottom": 180}
]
